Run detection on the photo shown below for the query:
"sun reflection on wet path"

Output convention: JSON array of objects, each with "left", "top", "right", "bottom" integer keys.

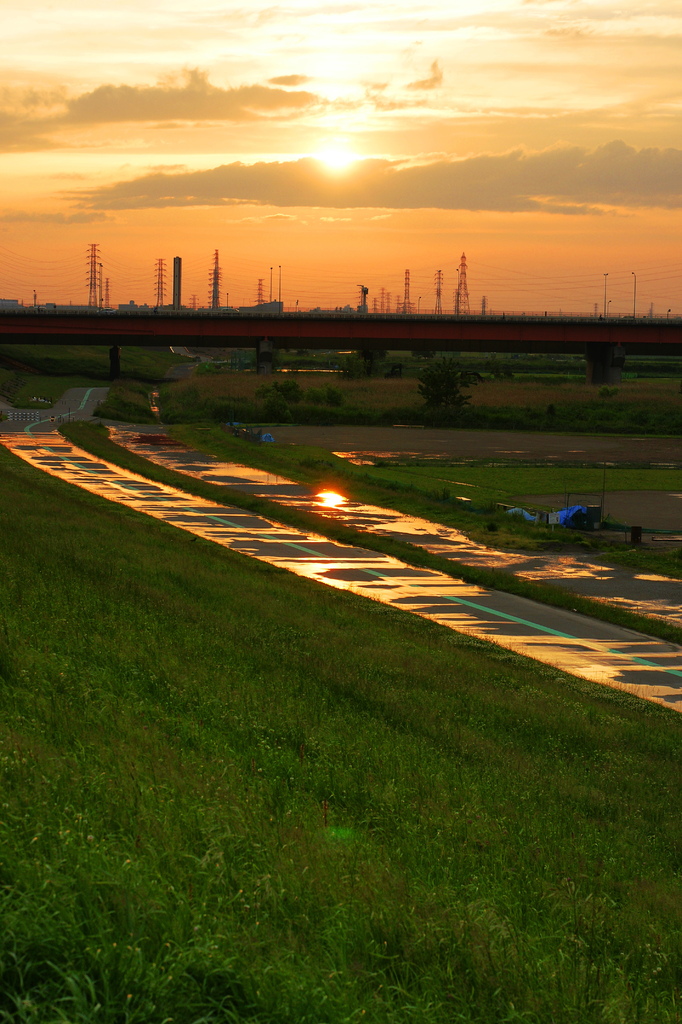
[
  {"left": 4, "top": 431, "right": 682, "bottom": 710},
  {"left": 111, "top": 428, "right": 682, "bottom": 628}
]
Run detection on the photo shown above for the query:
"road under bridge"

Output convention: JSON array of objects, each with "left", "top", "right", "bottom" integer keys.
[{"left": 1, "top": 309, "right": 681, "bottom": 383}]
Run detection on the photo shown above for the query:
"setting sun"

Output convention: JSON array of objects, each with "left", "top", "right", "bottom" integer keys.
[{"left": 314, "top": 147, "right": 358, "bottom": 170}]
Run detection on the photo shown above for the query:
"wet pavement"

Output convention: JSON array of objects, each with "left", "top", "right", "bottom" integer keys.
[
  {"left": 108, "top": 427, "right": 682, "bottom": 628},
  {"left": 4, "top": 430, "right": 681, "bottom": 709}
]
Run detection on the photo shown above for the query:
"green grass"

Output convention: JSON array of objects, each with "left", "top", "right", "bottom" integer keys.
[
  {"left": 2, "top": 441, "right": 682, "bottom": 1022},
  {"left": 0, "top": 343, "right": 191, "bottom": 382},
  {"left": 60, "top": 422, "right": 682, "bottom": 647},
  {"left": 94, "top": 379, "right": 157, "bottom": 423},
  {"left": 367, "top": 464, "right": 682, "bottom": 509}
]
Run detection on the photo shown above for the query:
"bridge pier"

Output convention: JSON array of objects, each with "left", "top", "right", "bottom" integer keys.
[
  {"left": 109, "top": 345, "right": 121, "bottom": 380},
  {"left": 256, "top": 336, "right": 273, "bottom": 375},
  {"left": 585, "top": 342, "right": 624, "bottom": 385}
]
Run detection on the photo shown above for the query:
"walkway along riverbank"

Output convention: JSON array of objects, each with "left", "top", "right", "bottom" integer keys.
[{"left": 2, "top": 430, "right": 682, "bottom": 710}]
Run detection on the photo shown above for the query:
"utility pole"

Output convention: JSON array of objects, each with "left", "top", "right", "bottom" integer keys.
[{"left": 603, "top": 273, "right": 608, "bottom": 317}]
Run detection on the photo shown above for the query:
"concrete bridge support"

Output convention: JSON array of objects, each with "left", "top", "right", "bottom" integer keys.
[
  {"left": 109, "top": 345, "right": 121, "bottom": 380},
  {"left": 256, "top": 336, "right": 273, "bottom": 375},
  {"left": 585, "top": 342, "right": 624, "bottom": 385}
]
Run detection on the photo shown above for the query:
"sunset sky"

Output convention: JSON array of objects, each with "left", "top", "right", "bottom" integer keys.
[{"left": 2, "top": 0, "right": 681, "bottom": 314}]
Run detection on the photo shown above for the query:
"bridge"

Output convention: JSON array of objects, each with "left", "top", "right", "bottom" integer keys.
[{"left": 1, "top": 309, "right": 681, "bottom": 383}]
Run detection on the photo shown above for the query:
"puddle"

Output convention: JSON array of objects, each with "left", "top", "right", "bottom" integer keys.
[{"left": 3, "top": 432, "right": 682, "bottom": 711}]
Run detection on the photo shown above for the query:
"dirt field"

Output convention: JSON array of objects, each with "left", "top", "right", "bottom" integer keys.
[
  {"left": 270, "top": 425, "right": 682, "bottom": 533},
  {"left": 270, "top": 424, "right": 682, "bottom": 465}
]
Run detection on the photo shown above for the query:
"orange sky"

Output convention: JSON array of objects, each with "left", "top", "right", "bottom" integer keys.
[{"left": 2, "top": 1, "right": 682, "bottom": 314}]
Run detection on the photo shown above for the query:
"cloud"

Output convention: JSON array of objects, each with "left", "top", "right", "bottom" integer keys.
[
  {"left": 64, "top": 69, "right": 319, "bottom": 123},
  {"left": 72, "top": 141, "right": 682, "bottom": 214},
  {"left": 0, "top": 70, "right": 321, "bottom": 150},
  {"left": 407, "top": 60, "right": 443, "bottom": 91},
  {"left": 0, "top": 211, "right": 109, "bottom": 223},
  {"left": 268, "top": 75, "right": 311, "bottom": 87}
]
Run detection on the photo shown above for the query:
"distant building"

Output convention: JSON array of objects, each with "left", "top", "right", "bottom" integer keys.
[
  {"left": 238, "top": 300, "right": 283, "bottom": 314},
  {"left": 0, "top": 299, "right": 21, "bottom": 308}
]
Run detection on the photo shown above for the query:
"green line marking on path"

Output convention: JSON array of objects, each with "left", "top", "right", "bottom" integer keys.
[
  {"left": 414, "top": 589, "right": 682, "bottom": 680},
  {"left": 25, "top": 387, "right": 97, "bottom": 436}
]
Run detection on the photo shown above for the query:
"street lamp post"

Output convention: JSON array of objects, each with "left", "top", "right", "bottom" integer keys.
[
  {"left": 417, "top": 296, "right": 421, "bottom": 314},
  {"left": 278, "top": 265, "right": 282, "bottom": 306},
  {"left": 603, "top": 273, "right": 608, "bottom": 317},
  {"left": 269, "top": 267, "right": 273, "bottom": 303},
  {"left": 632, "top": 272, "right": 637, "bottom": 318}
]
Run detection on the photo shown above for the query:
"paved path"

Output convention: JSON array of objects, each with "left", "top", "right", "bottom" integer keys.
[
  {"left": 4, "top": 431, "right": 680, "bottom": 709},
  {"left": 109, "top": 427, "right": 682, "bottom": 628},
  {"left": 0, "top": 386, "right": 109, "bottom": 434}
]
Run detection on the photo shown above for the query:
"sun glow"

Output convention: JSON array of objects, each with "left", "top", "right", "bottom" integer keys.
[
  {"left": 314, "top": 147, "right": 358, "bottom": 170},
  {"left": 317, "top": 490, "right": 347, "bottom": 508}
]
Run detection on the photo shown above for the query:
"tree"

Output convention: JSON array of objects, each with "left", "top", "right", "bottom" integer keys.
[{"left": 417, "top": 358, "right": 478, "bottom": 414}]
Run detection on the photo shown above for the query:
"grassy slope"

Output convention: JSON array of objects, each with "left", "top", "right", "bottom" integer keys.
[
  {"left": 60, "top": 422, "right": 682, "bottom": 649},
  {"left": 94, "top": 379, "right": 158, "bottom": 423},
  {"left": 0, "top": 344, "right": 191, "bottom": 408},
  {"left": 1, "top": 442, "right": 682, "bottom": 1023}
]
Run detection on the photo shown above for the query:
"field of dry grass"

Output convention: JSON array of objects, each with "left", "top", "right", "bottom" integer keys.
[{"left": 170, "top": 370, "right": 681, "bottom": 412}]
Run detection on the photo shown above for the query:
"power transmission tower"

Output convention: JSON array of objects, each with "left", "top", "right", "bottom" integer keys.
[
  {"left": 357, "top": 285, "right": 368, "bottom": 313},
  {"left": 455, "top": 252, "right": 470, "bottom": 315},
  {"left": 190, "top": 294, "right": 198, "bottom": 310},
  {"left": 434, "top": 270, "right": 443, "bottom": 314},
  {"left": 481, "top": 295, "right": 487, "bottom": 316},
  {"left": 155, "top": 259, "right": 166, "bottom": 307},
  {"left": 402, "top": 269, "right": 412, "bottom": 314},
  {"left": 104, "top": 277, "right": 111, "bottom": 309},
  {"left": 209, "top": 250, "right": 221, "bottom": 309},
  {"left": 257, "top": 278, "right": 264, "bottom": 304},
  {"left": 87, "top": 243, "right": 100, "bottom": 307}
]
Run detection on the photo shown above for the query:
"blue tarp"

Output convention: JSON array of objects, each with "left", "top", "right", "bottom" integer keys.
[
  {"left": 558, "top": 504, "right": 587, "bottom": 528},
  {"left": 506, "top": 507, "right": 536, "bottom": 522}
]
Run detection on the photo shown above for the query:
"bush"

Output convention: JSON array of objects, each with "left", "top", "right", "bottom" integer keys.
[
  {"left": 418, "top": 359, "right": 478, "bottom": 415},
  {"left": 256, "top": 379, "right": 303, "bottom": 404}
]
